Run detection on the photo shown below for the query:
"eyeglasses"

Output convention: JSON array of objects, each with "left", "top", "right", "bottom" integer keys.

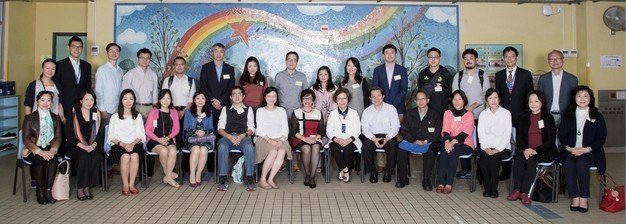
[
  {"left": 428, "top": 57, "right": 440, "bottom": 60},
  {"left": 231, "top": 92, "right": 243, "bottom": 96}
]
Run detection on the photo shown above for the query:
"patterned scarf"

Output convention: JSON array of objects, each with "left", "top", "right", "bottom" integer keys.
[{"left": 37, "top": 109, "right": 54, "bottom": 148}]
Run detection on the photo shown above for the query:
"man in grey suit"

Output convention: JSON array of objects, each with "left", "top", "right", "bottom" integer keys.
[{"left": 538, "top": 50, "right": 578, "bottom": 125}]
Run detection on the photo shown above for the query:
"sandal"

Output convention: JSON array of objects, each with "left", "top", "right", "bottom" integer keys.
[{"left": 436, "top": 185, "right": 445, "bottom": 193}]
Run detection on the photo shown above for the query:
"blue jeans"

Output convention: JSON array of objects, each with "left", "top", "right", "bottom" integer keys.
[{"left": 217, "top": 136, "right": 254, "bottom": 177}]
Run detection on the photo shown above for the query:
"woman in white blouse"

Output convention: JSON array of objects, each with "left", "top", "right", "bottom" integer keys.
[
  {"left": 108, "top": 89, "right": 146, "bottom": 196},
  {"left": 477, "top": 88, "right": 512, "bottom": 198},
  {"left": 326, "top": 88, "right": 362, "bottom": 182},
  {"left": 255, "top": 87, "right": 291, "bottom": 190}
]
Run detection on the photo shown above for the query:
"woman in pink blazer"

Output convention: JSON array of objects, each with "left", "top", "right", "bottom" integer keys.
[
  {"left": 145, "top": 89, "right": 181, "bottom": 188},
  {"left": 436, "top": 90, "right": 475, "bottom": 194}
]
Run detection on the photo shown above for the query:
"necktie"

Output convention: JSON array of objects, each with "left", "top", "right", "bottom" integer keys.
[{"left": 506, "top": 70, "right": 513, "bottom": 93}]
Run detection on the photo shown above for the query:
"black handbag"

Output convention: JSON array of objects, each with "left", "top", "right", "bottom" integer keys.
[{"left": 531, "top": 169, "right": 554, "bottom": 203}]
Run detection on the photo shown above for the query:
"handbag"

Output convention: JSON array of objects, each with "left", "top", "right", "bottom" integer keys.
[
  {"left": 51, "top": 160, "right": 70, "bottom": 201},
  {"left": 599, "top": 173, "right": 625, "bottom": 213},
  {"left": 188, "top": 133, "right": 216, "bottom": 144},
  {"left": 531, "top": 169, "right": 554, "bottom": 203},
  {"left": 398, "top": 140, "right": 430, "bottom": 154}
]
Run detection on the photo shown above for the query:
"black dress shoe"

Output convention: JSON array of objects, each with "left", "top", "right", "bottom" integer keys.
[
  {"left": 395, "top": 181, "right": 407, "bottom": 188},
  {"left": 382, "top": 173, "right": 392, "bottom": 183},
  {"left": 483, "top": 191, "right": 491, "bottom": 197},
  {"left": 84, "top": 189, "right": 94, "bottom": 200},
  {"left": 36, "top": 189, "right": 48, "bottom": 205},
  {"left": 578, "top": 207, "right": 588, "bottom": 213},
  {"left": 570, "top": 206, "right": 580, "bottom": 211},
  {"left": 369, "top": 174, "right": 378, "bottom": 183},
  {"left": 491, "top": 190, "right": 499, "bottom": 198},
  {"left": 424, "top": 183, "right": 432, "bottom": 191}
]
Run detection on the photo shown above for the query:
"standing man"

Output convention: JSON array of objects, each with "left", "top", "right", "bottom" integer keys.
[
  {"left": 360, "top": 87, "right": 400, "bottom": 184},
  {"left": 538, "top": 50, "right": 578, "bottom": 126},
  {"left": 163, "top": 56, "right": 195, "bottom": 119},
  {"left": 121, "top": 48, "right": 159, "bottom": 120},
  {"left": 451, "top": 49, "right": 490, "bottom": 180},
  {"left": 199, "top": 43, "right": 236, "bottom": 134},
  {"left": 54, "top": 36, "right": 92, "bottom": 157},
  {"left": 372, "top": 44, "right": 408, "bottom": 118},
  {"left": 95, "top": 43, "right": 123, "bottom": 125},
  {"left": 416, "top": 47, "right": 453, "bottom": 116},
  {"left": 274, "top": 51, "right": 310, "bottom": 116},
  {"left": 162, "top": 56, "right": 196, "bottom": 178},
  {"left": 494, "top": 46, "right": 533, "bottom": 180}
]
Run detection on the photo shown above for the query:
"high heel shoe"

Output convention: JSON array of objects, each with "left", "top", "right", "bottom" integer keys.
[
  {"left": 129, "top": 187, "right": 139, "bottom": 195},
  {"left": 163, "top": 177, "right": 180, "bottom": 188},
  {"left": 77, "top": 189, "right": 87, "bottom": 201},
  {"left": 309, "top": 177, "right": 317, "bottom": 189},
  {"left": 122, "top": 190, "right": 131, "bottom": 196},
  {"left": 304, "top": 175, "right": 311, "bottom": 187},
  {"left": 84, "top": 188, "right": 94, "bottom": 200}
]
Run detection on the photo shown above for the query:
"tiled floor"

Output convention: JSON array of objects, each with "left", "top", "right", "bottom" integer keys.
[{"left": 0, "top": 151, "right": 624, "bottom": 223}]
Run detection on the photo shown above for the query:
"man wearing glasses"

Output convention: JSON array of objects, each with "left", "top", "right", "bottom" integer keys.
[
  {"left": 538, "top": 50, "right": 578, "bottom": 126},
  {"left": 416, "top": 47, "right": 454, "bottom": 116}
]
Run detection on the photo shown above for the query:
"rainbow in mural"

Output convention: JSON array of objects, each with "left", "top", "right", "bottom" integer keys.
[{"left": 115, "top": 3, "right": 458, "bottom": 88}]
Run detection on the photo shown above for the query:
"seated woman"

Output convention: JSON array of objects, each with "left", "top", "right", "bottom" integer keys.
[
  {"left": 108, "top": 89, "right": 146, "bottom": 195},
  {"left": 183, "top": 91, "right": 214, "bottom": 187},
  {"left": 326, "top": 88, "right": 362, "bottom": 183},
  {"left": 289, "top": 89, "right": 325, "bottom": 188},
  {"left": 559, "top": 85, "right": 606, "bottom": 213},
  {"left": 398, "top": 89, "right": 442, "bottom": 190},
  {"left": 65, "top": 89, "right": 104, "bottom": 200},
  {"left": 255, "top": 87, "right": 292, "bottom": 190},
  {"left": 508, "top": 90, "right": 557, "bottom": 205},
  {"left": 145, "top": 89, "right": 181, "bottom": 188},
  {"left": 22, "top": 91, "right": 62, "bottom": 204},
  {"left": 477, "top": 88, "right": 512, "bottom": 198},
  {"left": 437, "top": 90, "right": 474, "bottom": 194}
]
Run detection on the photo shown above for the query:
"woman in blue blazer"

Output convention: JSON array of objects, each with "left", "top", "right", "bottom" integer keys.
[
  {"left": 183, "top": 91, "right": 214, "bottom": 187},
  {"left": 559, "top": 85, "right": 606, "bottom": 213}
]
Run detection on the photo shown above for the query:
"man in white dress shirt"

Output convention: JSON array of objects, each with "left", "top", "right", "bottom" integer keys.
[{"left": 361, "top": 87, "right": 400, "bottom": 184}]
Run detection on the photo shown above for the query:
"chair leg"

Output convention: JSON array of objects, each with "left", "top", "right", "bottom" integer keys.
[
  {"left": 407, "top": 155, "right": 412, "bottom": 178},
  {"left": 324, "top": 150, "right": 330, "bottom": 184},
  {"left": 527, "top": 167, "right": 544, "bottom": 198},
  {"left": 21, "top": 165, "right": 28, "bottom": 202},
  {"left": 508, "top": 159, "right": 514, "bottom": 195},
  {"left": 214, "top": 151, "right": 218, "bottom": 184},
  {"left": 360, "top": 153, "right": 364, "bottom": 183},
  {"left": 13, "top": 161, "right": 19, "bottom": 195},
  {"left": 177, "top": 151, "right": 183, "bottom": 185},
  {"left": 469, "top": 156, "right": 476, "bottom": 192},
  {"left": 141, "top": 154, "right": 148, "bottom": 188}
]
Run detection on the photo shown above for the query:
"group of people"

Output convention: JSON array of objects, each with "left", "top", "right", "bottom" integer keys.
[{"left": 21, "top": 36, "right": 606, "bottom": 213}]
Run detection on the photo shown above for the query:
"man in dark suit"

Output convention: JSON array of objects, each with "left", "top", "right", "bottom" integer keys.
[
  {"left": 494, "top": 46, "right": 533, "bottom": 180},
  {"left": 199, "top": 43, "right": 235, "bottom": 173},
  {"left": 199, "top": 43, "right": 236, "bottom": 131},
  {"left": 373, "top": 44, "right": 408, "bottom": 117},
  {"left": 54, "top": 36, "right": 92, "bottom": 120},
  {"left": 538, "top": 50, "right": 578, "bottom": 125}
]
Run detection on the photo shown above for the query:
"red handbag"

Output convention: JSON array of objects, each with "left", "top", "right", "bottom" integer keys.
[{"left": 599, "top": 173, "right": 625, "bottom": 213}]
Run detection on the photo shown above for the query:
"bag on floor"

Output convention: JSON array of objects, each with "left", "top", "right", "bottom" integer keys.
[
  {"left": 52, "top": 160, "right": 70, "bottom": 201},
  {"left": 531, "top": 169, "right": 554, "bottom": 203},
  {"left": 599, "top": 173, "right": 625, "bottom": 213},
  {"left": 232, "top": 156, "right": 244, "bottom": 184}
]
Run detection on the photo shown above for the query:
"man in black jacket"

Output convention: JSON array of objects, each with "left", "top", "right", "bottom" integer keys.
[{"left": 397, "top": 90, "right": 442, "bottom": 189}]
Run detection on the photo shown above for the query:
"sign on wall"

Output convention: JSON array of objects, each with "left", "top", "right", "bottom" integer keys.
[
  {"left": 464, "top": 44, "right": 523, "bottom": 75},
  {"left": 115, "top": 3, "right": 459, "bottom": 91}
]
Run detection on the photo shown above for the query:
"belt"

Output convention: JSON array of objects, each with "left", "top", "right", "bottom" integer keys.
[
  {"left": 550, "top": 111, "right": 560, "bottom": 115},
  {"left": 135, "top": 103, "right": 153, "bottom": 106},
  {"left": 174, "top": 106, "right": 186, "bottom": 111}
]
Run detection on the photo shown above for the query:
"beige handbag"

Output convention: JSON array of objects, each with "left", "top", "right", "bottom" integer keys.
[{"left": 51, "top": 160, "right": 70, "bottom": 201}]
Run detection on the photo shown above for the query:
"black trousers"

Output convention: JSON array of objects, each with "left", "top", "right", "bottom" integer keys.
[
  {"left": 362, "top": 135, "right": 397, "bottom": 176},
  {"left": 437, "top": 144, "right": 473, "bottom": 185},
  {"left": 477, "top": 148, "right": 511, "bottom": 193},
  {"left": 24, "top": 146, "right": 58, "bottom": 190},
  {"left": 562, "top": 151, "right": 593, "bottom": 198},
  {"left": 512, "top": 152, "right": 551, "bottom": 194},
  {"left": 397, "top": 143, "right": 436, "bottom": 183},
  {"left": 67, "top": 145, "right": 102, "bottom": 188},
  {"left": 330, "top": 142, "right": 356, "bottom": 171}
]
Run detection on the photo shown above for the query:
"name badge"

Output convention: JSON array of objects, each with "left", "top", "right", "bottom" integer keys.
[
  {"left": 434, "top": 85, "right": 443, "bottom": 92},
  {"left": 352, "top": 83, "right": 361, "bottom": 89},
  {"left": 309, "top": 135, "right": 316, "bottom": 138},
  {"left": 394, "top": 75, "right": 401, "bottom": 81},
  {"left": 428, "top": 127, "right": 435, "bottom": 133},
  {"left": 295, "top": 81, "right": 303, "bottom": 86},
  {"left": 467, "top": 76, "right": 474, "bottom": 84},
  {"left": 259, "top": 81, "right": 264, "bottom": 86},
  {"left": 454, "top": 116, "right": 461, "bottom": 122},
  {"left": 153, "top": 120, "right": 158, "bottom": 128},
  {"left": 538, "top": 120, "right": 545, "bottom": 129},
  {"left": 223, "top": 74, "right": 231, "bottom": 79}
]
